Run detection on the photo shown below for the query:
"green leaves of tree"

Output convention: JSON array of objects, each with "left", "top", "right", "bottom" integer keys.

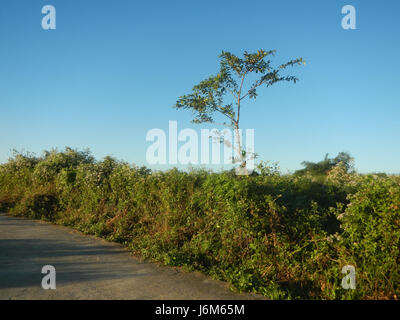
[
  {"left": 175, "top": 71, "right": 235, "bottom": 125},
  {"left": 174, "top": 49, "right": 305, "bottom": 128}
]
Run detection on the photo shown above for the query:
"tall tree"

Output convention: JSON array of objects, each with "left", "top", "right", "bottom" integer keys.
[{"left": 174, "top": 49, "right": 305, "bottom": 172}]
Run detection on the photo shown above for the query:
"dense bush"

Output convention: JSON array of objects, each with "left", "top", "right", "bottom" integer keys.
[
  {"left": 335, "top": 175, "right": 400, "bottom": 299},
  {"left": 0, "top": 148, "right": 398, "bottom": 299}
]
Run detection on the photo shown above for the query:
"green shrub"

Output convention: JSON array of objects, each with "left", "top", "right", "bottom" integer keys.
[
  {"left": 11, "top": 187, "right": 59, "bottom": 221},
  {"left": 0, "top": 148, "right": 398, "bottom": 299},
  {"left": 335, "top": 175, "right": 400, "bottom": 299}
]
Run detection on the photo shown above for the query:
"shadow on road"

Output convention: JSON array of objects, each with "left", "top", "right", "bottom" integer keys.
[{"left": 0, "top": 238, "right": 152, "bottom": 290}]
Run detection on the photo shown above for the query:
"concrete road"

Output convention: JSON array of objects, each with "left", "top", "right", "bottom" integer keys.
[{"left": 0, "top": 214, "right": 264, "bottom": 300}]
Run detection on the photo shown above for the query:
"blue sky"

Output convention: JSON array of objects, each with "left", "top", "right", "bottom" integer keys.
[{"left": 0, "top": 0, "right": 399, "bottom": 173}]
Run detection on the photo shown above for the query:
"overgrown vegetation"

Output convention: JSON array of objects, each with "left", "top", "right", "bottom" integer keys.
[{"left": 0, "top": 147, "right": 399, "bottom": 299}]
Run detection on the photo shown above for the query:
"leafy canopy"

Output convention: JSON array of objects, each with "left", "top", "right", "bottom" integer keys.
[{"left": 174, "top": 49, "right": 305, "bottom": 128}]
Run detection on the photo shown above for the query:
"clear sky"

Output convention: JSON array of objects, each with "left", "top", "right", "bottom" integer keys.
[{"left": 0, "top": 0, "right": 399, "bottom": 173}]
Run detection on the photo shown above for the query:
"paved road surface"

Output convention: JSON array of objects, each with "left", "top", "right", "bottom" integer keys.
[{"left": 0, "top": 214, "right": 264, "bottom": 300}]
